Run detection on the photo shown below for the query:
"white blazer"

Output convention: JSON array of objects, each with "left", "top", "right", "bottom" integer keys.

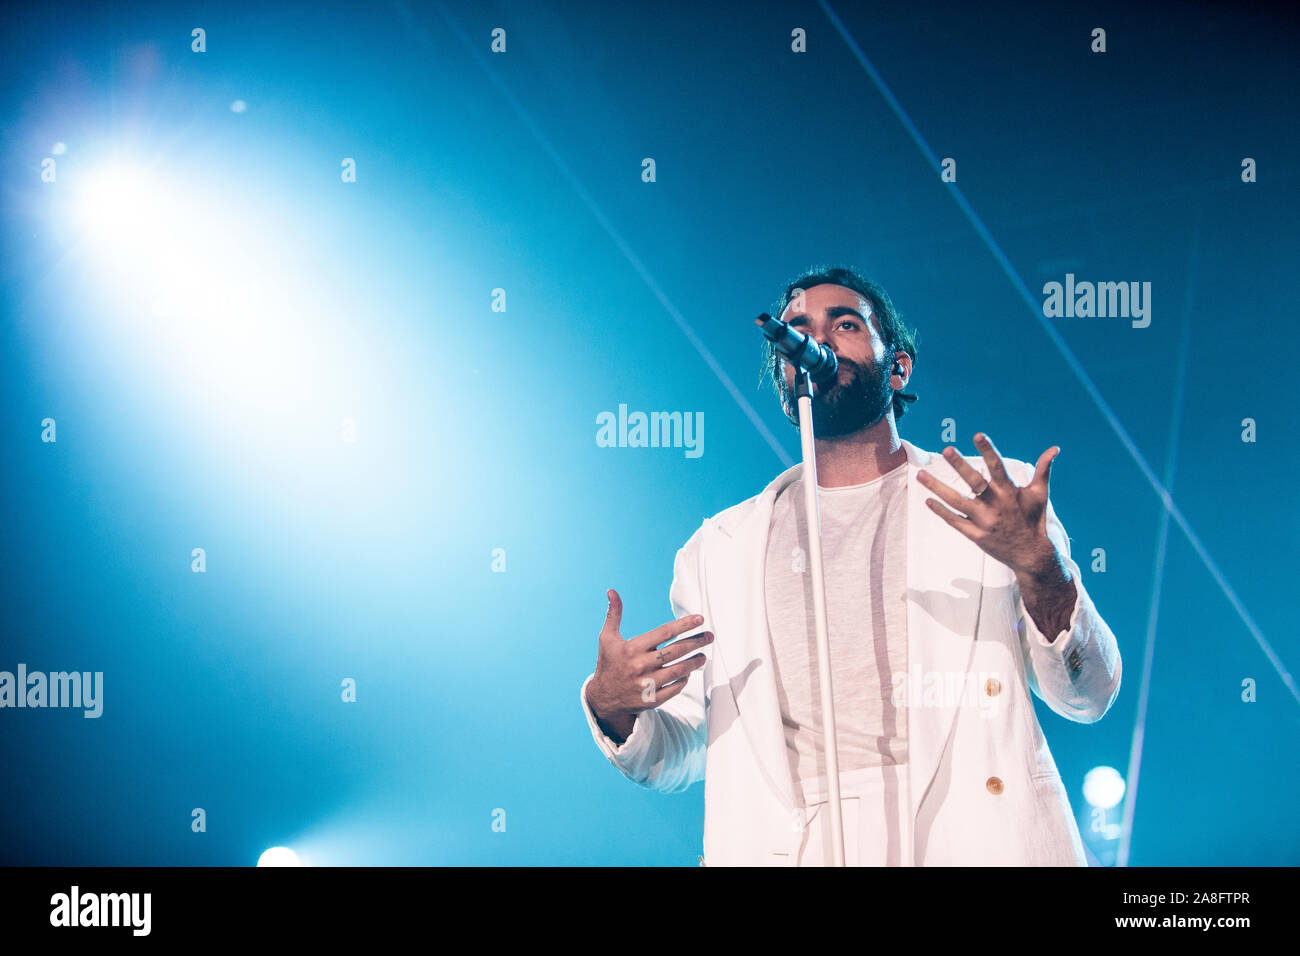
[{"left": 581, "top": 438, "right": 1122, "bottom": 865}]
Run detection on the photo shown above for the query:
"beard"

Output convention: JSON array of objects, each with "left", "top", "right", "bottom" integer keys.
[{"left": 786, "top": 356, "right": 893, "bottom": 438}]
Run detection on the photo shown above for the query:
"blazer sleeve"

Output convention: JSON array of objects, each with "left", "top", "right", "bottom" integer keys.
[
  {"left": 579, "top": 525, "right": 710, "bottom": 792},
  {"left": 1010, "top": 460, "right": 1122, "bottom": 723}
]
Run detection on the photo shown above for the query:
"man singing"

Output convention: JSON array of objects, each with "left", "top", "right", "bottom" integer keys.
[{"left": 579, "top": 265, "right": 1122, "bottom": 866}]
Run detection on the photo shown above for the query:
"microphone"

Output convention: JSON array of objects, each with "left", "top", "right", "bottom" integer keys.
[{"left": 753, "top": 312, "right": 839, "bottom": 387}]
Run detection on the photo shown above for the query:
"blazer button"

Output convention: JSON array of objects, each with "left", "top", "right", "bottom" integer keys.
[
  {"left": 986, "top": 776, "right": 1004, "bottom": 795},
  {"left": 985, "top": 677, "right": 1002, "bottom": 697}
]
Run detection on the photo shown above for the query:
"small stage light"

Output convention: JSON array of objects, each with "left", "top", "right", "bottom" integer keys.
[
  {"left": 256, "top": 846, "right": 301, "bottom": 867},
  {"left": 1082, "top": 766, "right": 1126, "bottom": 810}
]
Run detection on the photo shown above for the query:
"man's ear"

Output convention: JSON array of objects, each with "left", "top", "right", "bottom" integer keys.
[{"left": 892, "top": 352, "right": 912, "bottom": 387}]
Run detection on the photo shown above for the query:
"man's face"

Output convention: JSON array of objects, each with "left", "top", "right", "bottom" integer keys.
[{"left": 778, "top": 283, "right": 897, "bottom": 437}]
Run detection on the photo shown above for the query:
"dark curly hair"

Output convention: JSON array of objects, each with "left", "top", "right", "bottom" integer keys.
[{"left": 761, "top": 264, "right": 919, "bottom": 426}]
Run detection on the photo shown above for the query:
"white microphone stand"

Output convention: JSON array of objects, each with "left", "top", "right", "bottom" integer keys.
[{"left": 793, "top": 368, "right": 846, "bottom": 867}]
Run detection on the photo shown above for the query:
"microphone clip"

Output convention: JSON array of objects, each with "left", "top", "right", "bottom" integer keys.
[{"left": 754, "top": 312, "right": 839, "bottom": 387}]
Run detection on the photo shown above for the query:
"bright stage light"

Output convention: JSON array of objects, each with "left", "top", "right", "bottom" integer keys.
[
  {"left": 66, "top": 155, "right": 341, "bottom": 421},
  {"left": 76, "top": 164, "right": 172, "bottom": 250},
  {"left": 1082, "top": 766, "right": 1126, "bottom": 810},
  {"left": 71, "top": 161, "right": 214, "bottom": 294},
  {"left": 256, "top": 846, "right": 301, "bottom": 867}
]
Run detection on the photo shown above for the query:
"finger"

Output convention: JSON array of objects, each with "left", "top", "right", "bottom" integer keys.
[
  {"left": 973, "top": 433, "right": 1014, "bottom": 487},
  {"left": 917, "top": 469, "right": 981, "bottom": 514},
  {"left": 600, "top": 589, "right": 623, "bottom": 640},
  {"left": 649, "top": 675, "right": 691, "bottom": 706},
  {"left": 631, "top": 613, "right": 705, "bottom": 652},
  {"left": 940, "top": 446, "right": 991, "bottom": 494},
  {"left": 643, "top": 631, "right": 714, "bottom": 668},
  {"left": 653, "top": 653, "right": 708, "bottom": 688},
  {"left": 924, "top": 497, "right": 980, "bottom": 539},
  {"left": 1032, "top": 445, "right": 1060, "bottom": 489}
]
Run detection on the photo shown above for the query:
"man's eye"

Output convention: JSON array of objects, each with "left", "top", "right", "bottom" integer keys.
[{"left": 838, "top": 320, "right": 859, "bottom": 330}]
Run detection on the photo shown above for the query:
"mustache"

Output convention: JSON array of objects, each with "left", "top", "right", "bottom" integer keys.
[{"left": 825, "top": 355, "right": 873, "bottom": 385}]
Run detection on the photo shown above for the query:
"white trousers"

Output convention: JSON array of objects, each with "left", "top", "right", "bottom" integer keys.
[{"left": 795, "top": 763, "right": 912, "bottom": 866}]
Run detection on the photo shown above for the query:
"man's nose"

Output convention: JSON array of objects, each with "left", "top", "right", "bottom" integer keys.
[
  {"left": 803, "top": 325, "right": 830, "bottom": 347},
  {"left": 814, "top": 331, "right": 840, "bottom": 355}
]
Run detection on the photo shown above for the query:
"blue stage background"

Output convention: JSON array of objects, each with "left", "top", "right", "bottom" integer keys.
[{"left": 1, "top": 0, "right": 1297, "bottom": 865}]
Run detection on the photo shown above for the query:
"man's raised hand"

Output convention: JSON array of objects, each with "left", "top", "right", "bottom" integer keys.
[{"left": 585, "top": 588, "right": 713, "bottom": 744}]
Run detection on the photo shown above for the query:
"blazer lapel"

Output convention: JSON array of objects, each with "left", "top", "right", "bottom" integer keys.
[
  {"left": 706, "top": 463, "right": 802, "bottom": 814},
  {"left": 900, "top": 439, "right": 987, "bottom": 823}
]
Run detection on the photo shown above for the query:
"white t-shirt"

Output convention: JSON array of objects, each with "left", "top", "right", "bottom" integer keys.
[{"left": 764, "top": 462, "right": 910, "bottom": 861}]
